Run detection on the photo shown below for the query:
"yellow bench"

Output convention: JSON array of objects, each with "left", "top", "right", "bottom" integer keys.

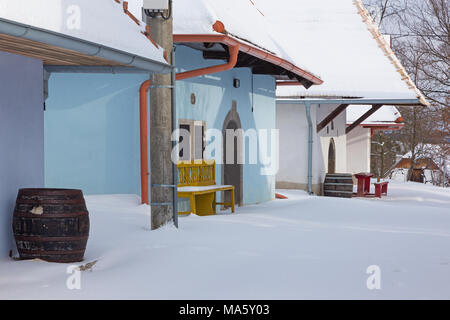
[{"left": 177, "top": 160, "right": 235, "bottom": 216}]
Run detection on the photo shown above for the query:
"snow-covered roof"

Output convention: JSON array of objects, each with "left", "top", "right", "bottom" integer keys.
[
  {"left": 0, "top": 0, "right": 168, "bottom": 66},
  {"left": 390, "top": 144, "right": 449, "bottom": 173},
  {"left": 173, "top": 0, "right": 322, "bottom": 84},
  {"left": 173, "top": 0, "right": 281, "bottom": 54},
  {"left": 347, "top": 105, "right": 403, "bottom": 126},
  {"left": 128, "top": 0, "right": 322, "bottom": 84},
  {"left": 255, "top": 0, "right": 428, "bottom": 105},
  {"left": 127, "top": 0, "right": 284, "bottom": 56}
]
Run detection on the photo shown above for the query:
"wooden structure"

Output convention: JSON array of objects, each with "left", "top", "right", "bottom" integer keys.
[
  {"left": 177, "top": 160, "right": 235, "bottom": 216},
  {"left": 387, "top": 157, "right": 441, "bottom": 183},
  {"left": 13, "top": 188, "right": 90, "bottom": 263},
  {"left": 323, "top": 173, "right": 353, "bottom": 198},
  {"left": 354, "top": 172, "right": 374, "bottom": 197},
  {"left": 354, "top": 173, "right": 390, "bottom": 198},
  {"left": 374, "top": 181, "right": 389, "bottom": 198},
  {"left": 390, "top": 158, "right": 439, "bottom": 171},
  {"left": 0, "top": 33, "right": 123, "bottom": 67}
]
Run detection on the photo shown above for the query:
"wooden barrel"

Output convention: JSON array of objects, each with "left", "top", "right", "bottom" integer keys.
[
  {"left": 323, "top": 173, "right": 354, "bottom": 198},
  {"left": 12, "top": 188, "right": 89, "bottom": 263}
]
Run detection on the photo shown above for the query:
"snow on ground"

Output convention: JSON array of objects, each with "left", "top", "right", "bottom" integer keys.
[{"left": 1, "top": 181, "right": 449, "bottom": 300}]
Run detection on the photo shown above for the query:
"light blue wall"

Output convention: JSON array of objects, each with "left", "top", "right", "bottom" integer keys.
[
  {"left": 0, "top": 52, "right": 44, "bottom": 257},
  {"left": 45, "top": 74, "right": 148, "bottom": 195},
  {"left": 176, "top": 46, "right": 276, "bottom": 204},
  {"left": 44, "top": 46, "right": 276, "bottom": 205}
]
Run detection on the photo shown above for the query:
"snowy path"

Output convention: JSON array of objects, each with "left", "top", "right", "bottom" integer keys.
[{"left": 1, "top": 181, "right": 449, "bottom": 299}]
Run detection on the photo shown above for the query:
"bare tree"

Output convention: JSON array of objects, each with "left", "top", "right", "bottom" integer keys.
[
  {"left": 364, "top": 0, "right": 449, "bottom": 184},
  {"left": 396, "top": 0, "right": 449, "bottom": 181},
  {"left": 371, "top": 131, "right": 400, "bottom": 178},
  {"left": 396, "top": 0, "right": 449, "bottom": 107},
  {"left": 364, "top": 0, "right": 407, "bottom": 27}
]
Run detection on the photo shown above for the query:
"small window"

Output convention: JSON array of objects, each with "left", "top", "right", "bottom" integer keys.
[
  {"left": 179, "top": 124, "right": 191, "bottom": 160},
  {"left": 178, "top": 120, "right": 206, "bottom": 161}
]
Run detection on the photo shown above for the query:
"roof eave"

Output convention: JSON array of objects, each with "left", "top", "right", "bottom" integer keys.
[
  {"left": 0, "top": 17, "right": 172, "bottom": 74},
  {"left": 276, "top": 97, "right": 425, "bottom": 106},
  {"left": 346, "top": 123, "right": 405, "bottom": 130},
  {"left": 174, "top": 33, "right": 323, "bottom": 86}
]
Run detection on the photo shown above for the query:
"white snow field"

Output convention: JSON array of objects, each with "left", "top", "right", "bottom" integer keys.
[{"left": 1, "top": 181, "right": 449, "bottom": 300}]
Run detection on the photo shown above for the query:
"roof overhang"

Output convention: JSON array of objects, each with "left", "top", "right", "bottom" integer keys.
[
  {"left": 174, "top": 34, "right": 323, "bottom": 88},
  {"left": 265, "top": 0, "right": 429, "bottom": 107},
  {"left": 277, "top": 98, "right": 424, "bottom": 106},
  {"left": 0, "top": 17, "right": 172, "bottom": 74},
  {"left": 284, "top": 98, "right": 412, "bottom": 135},
  {"left": 351, "top": 123, "right": 405, "bottom": 130},
  {"left": 43, "top": 65, "right": 157, "bottom": 74}
]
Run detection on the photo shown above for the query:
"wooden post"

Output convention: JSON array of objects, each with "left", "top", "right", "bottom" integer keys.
[{"left": 316, "top": 104, "right": 349, "bottom": 133}]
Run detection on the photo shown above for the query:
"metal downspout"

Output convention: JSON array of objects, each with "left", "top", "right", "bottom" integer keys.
[
  {"left": 175, "top": 43, "right": 239, "bottom": 81},
  {"left": 171, "top": 48, "right": 178, "bottom": 228},
  {"left": 139, "top": 79, "right": 151, "bottom": 205},
  {"left": 305, "top": 102, "right": 313, "bottom": 195}
]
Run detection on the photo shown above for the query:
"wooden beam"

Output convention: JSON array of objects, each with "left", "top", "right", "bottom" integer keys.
[
  {"left": 316, "top": 104, "right": 349, "bottom": 133},
  {"left": 346, "top": 104, "right": 383, "bottom": 134},
  {"left": 0, "top": 33, "right": 124, "bottom": 66}
]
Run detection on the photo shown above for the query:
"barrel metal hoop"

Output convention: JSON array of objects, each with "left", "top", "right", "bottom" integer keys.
[
  {"left": 324, "top": 190, "right": 353, "bottom": 194},
  {"left": 18, "top": 249, "right": 86, "bottom": 255},
  {"left": 13, "top": 211, "right": 89, "bottom": 218},
  {"left": 14, "top": 235, "right": 89, "bottom": 242},
  {"left": 16, "top": 199, "right": 86, "bottom": 205},
  {"left": 18, "top": 189, "right": 83, "bottom": 196}
]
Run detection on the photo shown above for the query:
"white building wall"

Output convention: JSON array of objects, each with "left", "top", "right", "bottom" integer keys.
[
  {"left": 346, "top": 126, "right": 371, "bottom": 174},
  {"left": 276, "top": 103, "right": 347, "bottom": 194},
  {"left": 317, "top": 104, "right": 347, "bottom": 175}
]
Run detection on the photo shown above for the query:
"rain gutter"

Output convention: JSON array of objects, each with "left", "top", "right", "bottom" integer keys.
[
  {"left": 174, "top": 34, "right": 323, "bottom": 86},
  {"left": 0, "top": 17, "right": 172, "bottom": 74}
]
